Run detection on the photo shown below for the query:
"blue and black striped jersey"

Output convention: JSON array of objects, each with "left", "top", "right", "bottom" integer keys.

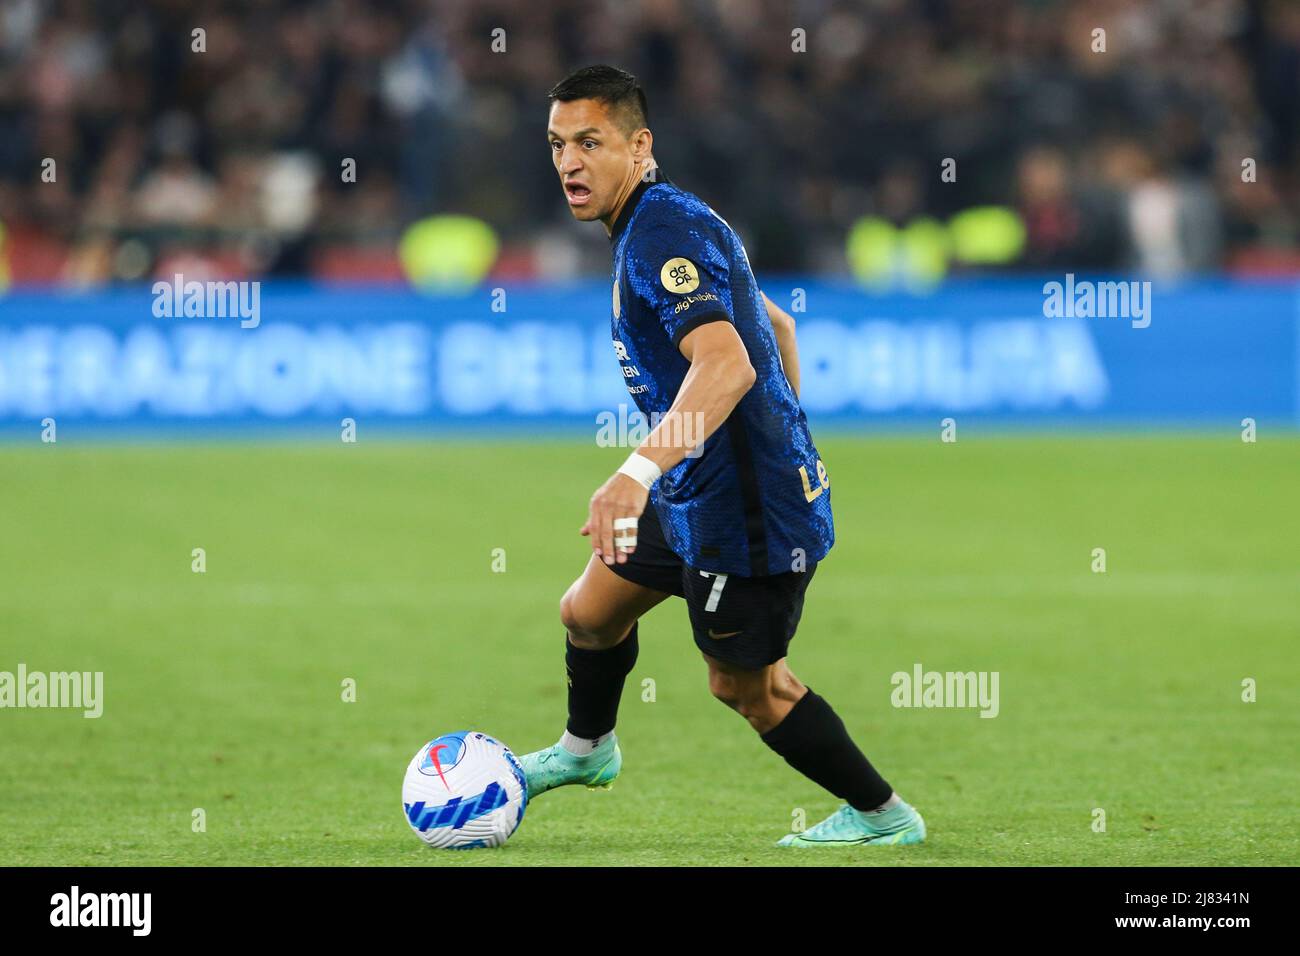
[{"left": 609, "top": 171, "right": 834, "bottom": 576}]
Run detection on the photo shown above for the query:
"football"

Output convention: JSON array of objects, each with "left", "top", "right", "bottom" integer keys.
[{"left": 401, "top": 731, "right": 528, "bottom": 849}]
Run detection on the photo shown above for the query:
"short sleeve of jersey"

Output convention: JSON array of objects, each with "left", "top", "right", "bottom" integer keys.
[{"left": 624, "top": 213, "right": 733, "bottom": 349}]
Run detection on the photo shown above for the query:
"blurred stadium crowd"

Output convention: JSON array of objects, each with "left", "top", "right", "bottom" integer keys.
[{"left": 1, "top": 0, "right": 1298, "bottom": 287}]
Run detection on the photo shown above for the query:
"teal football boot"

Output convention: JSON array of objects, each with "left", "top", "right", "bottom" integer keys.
[
  {"left": 518, "top": 734, "right": 621, "bottom": 799},
  {"left": 776, "top": 801, "right": 926, "bottom": 847}
]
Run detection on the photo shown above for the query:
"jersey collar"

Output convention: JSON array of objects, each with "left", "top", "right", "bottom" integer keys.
[{"left": 608, "top": 167, "right": 671, "bottom": 243}]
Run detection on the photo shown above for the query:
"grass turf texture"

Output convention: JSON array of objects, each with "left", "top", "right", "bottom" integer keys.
[{"left": 0, "top": 435, "right": 1296, "bottom": 867}]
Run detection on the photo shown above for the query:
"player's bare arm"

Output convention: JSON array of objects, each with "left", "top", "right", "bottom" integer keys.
[
  {"left": 760, "top": 291, "right": 801, "bottom": 398},
  {"left": 582, "top": 321, "right": 756, "bottom": 565}
]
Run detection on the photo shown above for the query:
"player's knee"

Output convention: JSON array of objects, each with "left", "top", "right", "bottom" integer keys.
[
  {"left": 708, "top": 671, "right": 741, "bottom": 708},
  {"left": 709, "top": 670, "right": 763, "bottom": 713},
  {"left": 559, "top": 588, "right": 579, "bottom": 633},
  {"left": 559, "top": 587, "right": 622, "bottom": 648},
  {"left": 710, "top": 667, "right": 799, "bottom": 726},
  {"left": 559, "top": 589, "right": 596, "bottom": 642}
]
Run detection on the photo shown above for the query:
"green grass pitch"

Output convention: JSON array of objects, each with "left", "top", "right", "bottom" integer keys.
[{"left": 1, "top": 434, "right": 1296, "bottom": 866}]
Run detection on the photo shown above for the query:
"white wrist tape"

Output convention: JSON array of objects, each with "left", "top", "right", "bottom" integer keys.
[{"left": 617, "top": 451, "right": 662, "bottom": 490}]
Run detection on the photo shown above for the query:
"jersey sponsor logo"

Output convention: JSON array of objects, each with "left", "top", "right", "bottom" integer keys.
[
  {"left": 799, "top": 459, "right": 831, "bottom": 502},
  {"left": 660, "top": 257, "right": 700, "bottom": 294},
  {"left": 672, "top": 291, "right": 720, "bottom": 314}
]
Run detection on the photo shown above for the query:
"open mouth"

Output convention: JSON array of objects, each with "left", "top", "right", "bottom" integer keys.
[{"left": 565, "top": 181, "right": 592, "bottom": 206}]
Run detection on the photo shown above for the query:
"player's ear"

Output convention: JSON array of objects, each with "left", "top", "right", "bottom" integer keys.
[{"left": 632, "top": 127, "right": 653, "bottom": 163}]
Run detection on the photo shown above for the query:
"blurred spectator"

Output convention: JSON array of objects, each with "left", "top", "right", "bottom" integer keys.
[{"left": 0, "top": 0, "right": 1297, "bottom": 285}]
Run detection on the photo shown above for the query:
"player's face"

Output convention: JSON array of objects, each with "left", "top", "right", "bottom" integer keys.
[{"left": 547, "top": 98, "right": 646, "bottom": 225}]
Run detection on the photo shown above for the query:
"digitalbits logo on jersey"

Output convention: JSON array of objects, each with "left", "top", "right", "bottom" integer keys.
[
  {"left": 660, "top": 256, "right": 700, "bottom": 293},
  {"left": 401, "top": 731, "right": 528, "bottom": 849}
]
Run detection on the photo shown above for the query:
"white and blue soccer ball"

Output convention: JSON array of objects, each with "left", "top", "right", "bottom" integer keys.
[{"left": 401, "top": 731, "right": 528, "bottom": 849}]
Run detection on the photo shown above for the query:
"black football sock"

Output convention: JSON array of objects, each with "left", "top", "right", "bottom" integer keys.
[
  {"left": 564, "top": 623, "right": 639, "bottom": 740},
  {"left": 759, "top": 687, "right": 893, "bottom": 812}
]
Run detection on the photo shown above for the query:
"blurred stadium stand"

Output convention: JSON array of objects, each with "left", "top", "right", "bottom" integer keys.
[{"left": 1, "top": 0, "right": 1298, "bottom": 287}]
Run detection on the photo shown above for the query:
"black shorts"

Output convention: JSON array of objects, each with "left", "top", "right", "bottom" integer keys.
[{"left": 608, "top": 504, "right": 817, "bottom": 670}]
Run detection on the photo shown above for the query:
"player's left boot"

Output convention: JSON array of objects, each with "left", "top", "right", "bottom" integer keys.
[
  {"left": 518, "top": 734, "right": 621, "bottom": 799},
  {"left": 776, "top": 801, "right": 926, "bottom": 847}
]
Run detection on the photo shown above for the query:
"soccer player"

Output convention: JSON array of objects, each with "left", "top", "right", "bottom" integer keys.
[{"left": 519, "top": 65, "right": 925, "bottom": 847}]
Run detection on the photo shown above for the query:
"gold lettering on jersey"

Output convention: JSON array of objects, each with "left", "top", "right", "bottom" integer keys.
[
  {"left": 798, "top": 459, "right": 830, "bottom": 502},
  {"left": 672, "top": 291, "right": 720, "bottom": 314},
  {"left": 660, "top": 257, "right": 700, "bottom": 294}
]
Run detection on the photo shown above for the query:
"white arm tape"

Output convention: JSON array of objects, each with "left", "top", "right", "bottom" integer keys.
[{"left": 617, "top": 451, "right": 663, "bottom": 490}]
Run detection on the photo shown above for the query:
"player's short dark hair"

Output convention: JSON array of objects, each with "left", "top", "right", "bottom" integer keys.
[{"left": 547, "top": 65, "right": 648, "bottom": 136}]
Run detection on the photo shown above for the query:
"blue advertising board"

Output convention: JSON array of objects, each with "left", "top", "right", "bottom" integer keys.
[{"left": 0, "top": 278, "right": 1295, "bottom": 433}]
